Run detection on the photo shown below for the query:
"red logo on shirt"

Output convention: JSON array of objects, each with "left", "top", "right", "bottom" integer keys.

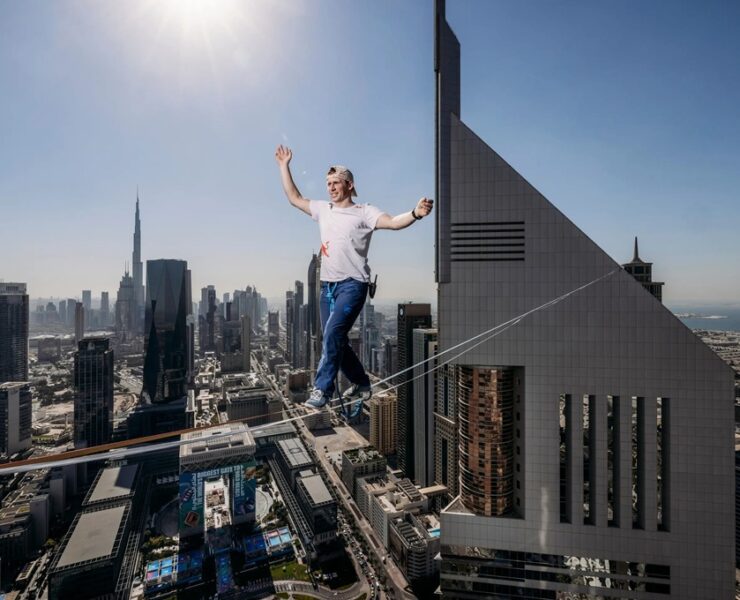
[{"left": 320, "top": 242, "right": 330, "bottom": 258}]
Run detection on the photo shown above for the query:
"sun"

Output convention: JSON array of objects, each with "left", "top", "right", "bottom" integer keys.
[{"left": 159, "top": 0, "right": 243, "bottom": 41}]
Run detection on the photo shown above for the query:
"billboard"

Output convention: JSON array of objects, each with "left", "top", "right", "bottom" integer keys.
[{"left": 179, "top": 458, "right": 257, "bottom": 535}]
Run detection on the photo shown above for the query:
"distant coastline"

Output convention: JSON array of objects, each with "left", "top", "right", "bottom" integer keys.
[
  {"left": 671, "top": 306, "right": 740, "bottom": 332},
  {"left": 674, "top": 313, "right": 727, "bottom": 320}
]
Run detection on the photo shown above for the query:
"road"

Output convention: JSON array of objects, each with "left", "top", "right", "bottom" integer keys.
[
  {"left": 311, "top": 436, "right": 414, "bottom": 600},
  {"left": 255, "top": 357, "right": 375, "bottom": 599},
  {"left": 254, "top": 355, "right": 414, "bottom": 600}
]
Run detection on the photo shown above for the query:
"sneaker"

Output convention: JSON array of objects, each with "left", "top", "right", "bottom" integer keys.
[
  {"left": 342, "top": 384, "right": 371, "bottom": 418},
  {"left": 305, "top": 388, "right": 331, "bottom": 409}
]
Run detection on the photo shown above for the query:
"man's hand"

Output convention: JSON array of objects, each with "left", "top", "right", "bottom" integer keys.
[
  {"left": 275, "top": 145, "right": 292, "bottom": 167},
  {"left": 415, "top": 197, "right": 434, "bottom": 218},
  {"left": 276, "top": 144, "right": 310, "bottom": 216}
]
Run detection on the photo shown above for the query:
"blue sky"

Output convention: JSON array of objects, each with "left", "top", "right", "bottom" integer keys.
[{"left": 2, "top": 0, "right": 739, "bottom": 306}]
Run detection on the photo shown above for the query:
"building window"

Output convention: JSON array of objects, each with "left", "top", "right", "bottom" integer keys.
[
  {"left": 657, "top": 397, "right": 670, "bottom": 531},
  {"left": 583, "top": 395, "right": 595, "bottom": 525},
  {"left": 559, "top": 393, "right": 570, "bottom": 523},
  {"left": 607, "top": 395, "right": 618, "bottom": 527},
  {"left": 632, "top": 396, "right": 644, "bottom": 529}
]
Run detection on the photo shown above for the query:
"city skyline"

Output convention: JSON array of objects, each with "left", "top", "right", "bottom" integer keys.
[{"left": 2, "top": 0, "right": 740, "bottom": 304}]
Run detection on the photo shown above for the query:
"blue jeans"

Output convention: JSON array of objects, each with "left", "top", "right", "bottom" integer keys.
[{"left": 314, "top": 278, "right": 370, "bottom": 396}]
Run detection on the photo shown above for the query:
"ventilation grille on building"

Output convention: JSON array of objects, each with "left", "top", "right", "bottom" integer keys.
[{"left": 450, "top": 221, "right": 525, "bottom": 262}]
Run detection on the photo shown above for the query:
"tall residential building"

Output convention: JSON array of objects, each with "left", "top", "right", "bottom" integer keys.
[
  {"left": 369, "top": 394, "right": 397, "bottom": 456},
  {"left": 73, "top": 337, "right": 114, "bottom": 449},
  {"left": 360, "top": 302, "right": 380, "bottom": 367},
  {"left": 221, "top": 314, "right": 250, "bottom": 374},
  {"left": 0, "top": 283, "right": 29, "bottom": 384},
  {"left": 241, "top": 314, "right": 251, "bottom": 372},
  {"left": 74, "top": 302, "right": 84, "bottom": 344},
  {"left": 0, "top": 382, "right": 32, "bottom": 456},
  {"left": 623, "top": 237, "right": 664, "bottom": 302},
  {"left": 199, "top": 285, "right": 217, "bottom": 352},
  {"left": 132, "top": 193, "right": 144, "bottom": 333},
  {"left": 142, "top": 259, "right": 191, "bottom": 403},
  {"left": 434, "top": 4, "right": 734, "bottom": 598},
  {"left": 396, "top": 303, "right": 431, "bottom": 480},
  {"left": 268, "top": 311, "right": 280, "bottom": 349},
  {"left": 285, "top": 291, "right": 294, "bottom": 362},
  {"left": 412, "top": 328, "right": 437, "bottom": 487},
  {"left": 100, "top": 291, "right": 110, "bottom": 326},
  {"left": 82, "top": 290, "right": 92, "bottom": 313},
  {"left": 59, "top": 299, "right": 68, "bottom": 324},
  {"left": 383, "top": 337, "right": 398, "bottom": 380},
  {"left": 292, "top": 281, "right": 304, "bottom": 368},
  {"left": 115, "top": 269, "right": 136, "bottom": 337},
  {"left": 66, "top": 297, "right": 77, "bottom": 327},
  {"left": 307, "top": 253, "right": 321, "bottom": 370}
]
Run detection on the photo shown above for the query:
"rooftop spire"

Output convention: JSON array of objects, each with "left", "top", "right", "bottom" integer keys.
[{"left": 633, "top": 236, "right": 641, "bottom": 262}]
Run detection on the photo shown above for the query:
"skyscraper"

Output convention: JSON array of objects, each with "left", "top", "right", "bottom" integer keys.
[
  {"left": 240, "top": 314, "right": 251, "bottom": 372},
  {"left": 623, "top": 237, "right": 664, "bottom": 302},
  {"left": 0, "top": 283, "right": 29, "bottom": 384},
  {"left": 115, "top": 269, "right": 136, "bottom": 337},
  {"left": 292, "top": 281, "right": 304, "bottom": 368},
  {"left": 307, "top": 253, "right": 321, "bottom": 370},
  {"left": 412, "top": 328, "right": 437, "bottom": 487},
  {"left": 100, "top": 291, "right": 110, "bottom": 326},
  {"left": 434, "top": 3, "right": 734, "bottom": 598},
  {"left": 66, "top": 297, "right": 76, "bottom": 327},
  {"left": 199, "top": 285, "right": 217, "bottom": 352},
  {"left": 268, "top": 311, "right": 279, "bottom": 349},
  {"left": 285, "top": 290, "right": 294, "bottom": 362},
  {"left": 142, "top": 259, "right": 191, "bottom": 403},
  {"left": 0, "top": 382, "right": 32, "bottom": 456},
  {"left": 59, "top": 299, "right": 67, "bottom": 325},
  {"left": 73, "top": 337, "right": 113, "bottom": 448},
  {"left": 132, "top": 193, "right": 145, "bottom": 333},
  {"left": 82, "top": 290, "right": 92, "bottom": 313},
  {"left": 74, "top": 302, "right": 84, "bottom": 344},
  {"left": 396, "top": 303, "right": 431, "bottom": 480}
]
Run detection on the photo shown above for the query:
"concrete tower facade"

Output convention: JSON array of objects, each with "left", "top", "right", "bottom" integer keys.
[{"left": 435, "top": 2, "right": 734, "bottom": 598}]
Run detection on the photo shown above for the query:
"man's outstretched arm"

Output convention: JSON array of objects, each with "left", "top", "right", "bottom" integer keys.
[
  {"left": 275, "top": 145, "right": 311, "bottom": 216},
  {"left": 375, "top": 197, "right": 433, "bottom": 230}
]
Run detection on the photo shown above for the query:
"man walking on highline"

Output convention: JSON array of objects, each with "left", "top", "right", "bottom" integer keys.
[{"left": 275, "top": 145, "right": 433, "bottom": 416}]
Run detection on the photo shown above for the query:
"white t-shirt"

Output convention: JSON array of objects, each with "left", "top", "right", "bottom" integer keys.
[{"left": 309, "top": 200, "right": 385, "bottom": 283}]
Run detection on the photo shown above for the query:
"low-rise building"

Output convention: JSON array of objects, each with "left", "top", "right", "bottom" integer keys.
[
  {"left": 388, "top": 512, "right": 440, "bottom": 592},
  {"left": 224, "top": 380, "right": 281, "bottom": 427},
  {"left": 179, "top": 423, "right": 258, "bottom": 538},
  {"left": 48, "top": 503, "right": 132, "bottom": 599},
  {"left": 286, "top": 370, "right": 310, "bottom": 404},
  {"left": 341, "top": 446, "right": 386, "bottom": 497},
  {"left": 82, "top": 463, "right": 139, "bottom": 509},
  {"left": 295, "top": 473, "right": 337, "bottom": 546},
  {"left": 366, "top": 477, "right": 426, "bottom": 547},
  {"left": 0, "top": 382, "right": 32, "bottom": 456},
  {"left": 276, "top": 438, "right": 314, "bottom": 491},
  {"left": 0, "top": 469, "right": 50, "bottom": 587},
  {"left": 37, "top": 336, "right": 62, "bottom": 362},
  {"left": 251, "top": 421, "right": 296, "bottom": 457}
]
